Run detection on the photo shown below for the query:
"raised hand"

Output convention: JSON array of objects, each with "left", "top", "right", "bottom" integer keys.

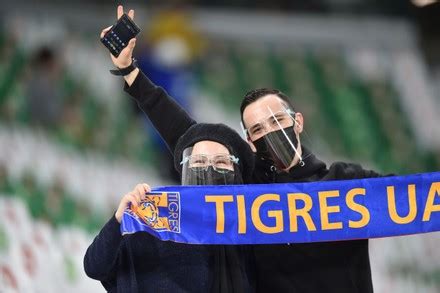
[{"left": 100, "top": 5, "right": 137, "bottom": 69}]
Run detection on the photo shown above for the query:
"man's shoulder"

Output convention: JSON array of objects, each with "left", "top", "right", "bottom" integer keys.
[{"left": 326, "top": 161, "right": 381, "bottom": 180}]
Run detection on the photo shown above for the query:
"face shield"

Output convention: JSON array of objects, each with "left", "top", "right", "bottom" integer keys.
[
  {"left": 242, "top": 102, "right": 304, "bottom": 170},
  {"left": 180, "top": 147, "right": 243, "bottom": 185}
]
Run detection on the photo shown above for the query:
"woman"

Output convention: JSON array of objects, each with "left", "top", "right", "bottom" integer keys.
[{"left": 83, "top": 123, "right": 255, "bottom": 292}]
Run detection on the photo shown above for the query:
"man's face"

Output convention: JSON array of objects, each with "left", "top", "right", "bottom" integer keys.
[{"left": 242, "top": 94, "right": 304, "bottom": 152}]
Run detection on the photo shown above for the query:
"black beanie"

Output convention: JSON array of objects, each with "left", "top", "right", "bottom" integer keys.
[{"left": 174, "top": 123, "right": 254, "bottom": 183}]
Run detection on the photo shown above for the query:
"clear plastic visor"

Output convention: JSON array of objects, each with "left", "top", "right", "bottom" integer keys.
[
  {"left": 242, "top": 105, "right": 303, "bottom": 170},
  {"left": 180, "top": 147, "right": 242, "bottom": 185}
]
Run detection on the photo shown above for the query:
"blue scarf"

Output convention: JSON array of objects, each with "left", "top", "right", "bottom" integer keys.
[{"left": 121, "top": 172, "right": 440, "bottom": 244}]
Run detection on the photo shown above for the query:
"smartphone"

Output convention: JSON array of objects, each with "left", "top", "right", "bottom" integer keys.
[{"left": 101, "top": 13, "right": 141, "bottom": 57}]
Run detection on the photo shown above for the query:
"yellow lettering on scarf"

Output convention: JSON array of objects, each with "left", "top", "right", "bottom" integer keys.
[
  {"left": 251, "top": 194, "right": 283, "bottom": 234},
  {"left": 346, "top": 188, "right": 370, "bottom": 228},
  {"left": 319, "top": 190, "right": 343, "bottom": 230},
  {"left": 237, "top": 195, "right": 247, "bottom": 234},
  {"left": 423, "top": 182, "right": 440, "bottom": 221},
  {"left": 205, "top": 195, "right": 234, "bottom": 233},
  {"left": 387, "top": 185, "right": 417, "bottom": 224},
  {"left": 287, "top": 193, "right": 317, "bottom": 232}
]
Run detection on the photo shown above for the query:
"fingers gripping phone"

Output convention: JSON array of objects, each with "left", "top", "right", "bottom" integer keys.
[{"left": 101, "top": 13, "right": 141, "bottom": 57}]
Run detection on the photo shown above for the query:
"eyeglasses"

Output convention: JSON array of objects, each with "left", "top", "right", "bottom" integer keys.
[
  {"left": 244, "top": 109, "right": 296, "bottom": 141},
  {"left": 181, "top": 153, "right": 239, "bottom": 173}
]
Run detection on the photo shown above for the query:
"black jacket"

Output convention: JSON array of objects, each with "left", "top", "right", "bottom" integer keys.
[
  {"left": 84, "top": 215, "right": 253, "bottom": 292},
  {"left": 84, "top": 216, "right": 212, "bottom": 292},
  {"left": 124, "top": 70, "right": 381, "bottom": 293},
  {"left": 252, "top": 149, "right": 381, "bottom": 293}
]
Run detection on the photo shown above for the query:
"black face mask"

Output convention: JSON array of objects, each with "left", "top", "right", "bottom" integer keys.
[
  {"left": 188, "top": 166, "right": 242, "bottom": 185},
  {"left": 253, "top": 126, "right": 299, "bottom": 170}
]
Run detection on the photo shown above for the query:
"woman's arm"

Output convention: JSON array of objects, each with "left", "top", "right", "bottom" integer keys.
[
  {"left": 83, "top": 215, "right": 123, "bottom": 280},
  {"left": 83, "top": 183, "right": 150, "bottom": 280}
]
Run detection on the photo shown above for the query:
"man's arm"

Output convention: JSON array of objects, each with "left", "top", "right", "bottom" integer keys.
[
  {"left": 100, "top": 5, "right": 196, "bottom": 153},
  {"left": 123, "top": 69, "right": 196, "bottom": 152},
  {"left": 123, "top": 67, "right": 139, "bottom": 87},
  {"left": 327, "top": 162, "right": 384, "bottom": 180}
]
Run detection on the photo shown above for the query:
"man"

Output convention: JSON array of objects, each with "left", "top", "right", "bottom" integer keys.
[
  {"left": 102, "top": 6, "right": 382, "bottom": 292},
  {"left": 239, "top": 88, "right": 381, "bottom": 292}
]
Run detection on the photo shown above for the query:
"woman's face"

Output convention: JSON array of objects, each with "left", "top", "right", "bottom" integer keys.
[
  {"left": 189, "top": 141, "right": 235, "bottom": 172},
  {"left": 181, "top": 140, "right": 242, "bottom": 185}
]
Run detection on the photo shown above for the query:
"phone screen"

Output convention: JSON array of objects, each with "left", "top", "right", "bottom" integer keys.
[
  {"left": 113, "top": 15, "right": 138, "bottom": 44},
  {"left": 101, "top": 14, "right": 141, "bottom": 57}
]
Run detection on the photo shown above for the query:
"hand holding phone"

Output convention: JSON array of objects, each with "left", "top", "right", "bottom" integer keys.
[
  {"left": 99, "top": 6, "right": 139, "bottom": 70},
  {"left": 101, "top": 13, "right": 141, "bottom": 57}
]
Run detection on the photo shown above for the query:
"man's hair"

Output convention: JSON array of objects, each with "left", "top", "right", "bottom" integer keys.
[{"left": 240, "top": 88, "right": 295, "bottom": 127}]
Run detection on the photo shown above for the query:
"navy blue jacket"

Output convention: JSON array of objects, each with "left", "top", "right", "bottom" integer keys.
[
  {"left": 84, "top": 215, "right": 254, "bottom": 292},
  {"left": 84, "top": 216, "right": 212, "bottom": 292}
]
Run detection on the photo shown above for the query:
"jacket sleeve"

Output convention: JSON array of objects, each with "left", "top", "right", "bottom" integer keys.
[
  {"left": 83, "top": 215, "right": 123, "bottom": 280},
  {"left": 124, "top": 70, "right": 197, "bottom": 153},
  {"left": 356, "top": 164, "right": 395, "bottom": 178},
  {"left": 328, "top": 162, "right": 386, "bottom": 180}
]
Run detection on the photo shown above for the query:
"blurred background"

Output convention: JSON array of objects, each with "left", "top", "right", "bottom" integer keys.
[{"left": 0, "top": 0, "right": 439, "bottom": 292}]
